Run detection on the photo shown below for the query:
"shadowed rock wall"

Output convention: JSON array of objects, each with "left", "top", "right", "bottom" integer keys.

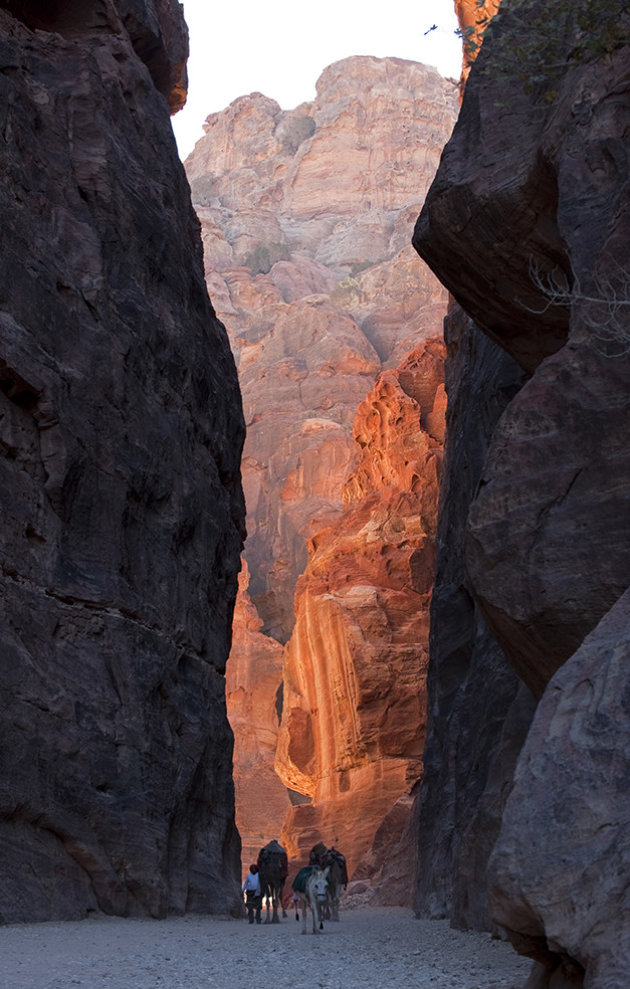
[
  {"left": 413, "top": 304, "right": 535, "bottom": 930},
  {"left": 0, "top": 1, "right": 245, "bottom": 921},
  {"left": 414, "top": 0, "right": 630, "bottom": 981}
]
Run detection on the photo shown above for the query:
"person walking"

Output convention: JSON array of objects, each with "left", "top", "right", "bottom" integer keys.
[{"left": 242, "top": 864, "right": 262, "bottom": 924}]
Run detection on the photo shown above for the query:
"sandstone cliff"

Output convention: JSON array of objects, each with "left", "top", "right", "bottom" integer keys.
[
  {"left": 189, "top": 57, "right": 458, "bottom": 885},
  {"left": 414, "top": 1, "right": 630, "bottom": 983},
  {"left": 186, "top": 56, "right": 458, "bottom": 643},
  {"left": 275, "top": 340, "right": 445, "bottom": 901},
  {"left": 0, "top": 1, "right": 245, "bottom": 921}
]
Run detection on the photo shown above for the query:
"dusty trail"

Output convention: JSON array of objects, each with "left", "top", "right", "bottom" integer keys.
[{"left": 0, "top": 907, "right": 531, "bottom": 989}]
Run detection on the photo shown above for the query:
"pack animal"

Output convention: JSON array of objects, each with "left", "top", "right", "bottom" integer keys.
[
  {"left": 309, "top": 843, "right": 348, "bottom": 922},
  {"left": 257, "top": 839, "right": 288, "bottom": 924},
  {"left": 293, "top": 866, "right": 329, "bottom": 934},
  {"left": 322, "top": 847, "right": 347, "bottom": 921}
]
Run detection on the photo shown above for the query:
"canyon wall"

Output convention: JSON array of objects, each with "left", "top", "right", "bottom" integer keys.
[
  {"left": 186, "top": 56, "right": 457, "bottom": 643},
  {"left": 0, "top": 1, "right": 245, "bottom": 921},
  {"left": 414, "top": 1, "right": 630, "bottom": 983},
  {"left": 187, "top": 57, "right": 458, "bottom": 886},
  {"left": 276, "top": 339, "right": 445, "bottom": 901}
]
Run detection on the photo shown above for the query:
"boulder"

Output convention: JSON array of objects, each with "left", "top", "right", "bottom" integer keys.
[{"left": 489, "top": 590, "right": 630, "bottom": 989}]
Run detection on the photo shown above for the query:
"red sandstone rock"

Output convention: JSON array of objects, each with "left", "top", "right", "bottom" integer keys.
[
  {"left": 274, "top": 341, "right": 445, "bottom": 895},
  {"left": 454, "top": 0, "right": 501, "bottom": 87},
  {"left": 186, "top": 56, "right": 458, "bottom": 642},
  {"left": 226, "top": 563, "right": 290, "bottom": 870}
]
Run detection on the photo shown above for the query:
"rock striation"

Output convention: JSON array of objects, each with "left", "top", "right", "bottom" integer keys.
[
  {"left": 186, "top": 56, "right": 458, "bottom": 643},
  {"left": 413, "top": 0, "right": 630, "bottom": 981},
  {"left": 275, "top": 340, "right": 445, "bottom": 899},
  {"left": 0, "top": 2, "right": 245, "bottom": 922}
]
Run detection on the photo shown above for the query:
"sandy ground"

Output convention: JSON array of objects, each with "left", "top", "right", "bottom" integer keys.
[{"left": 0, "top": 906, "right": 532, "bottom": 989}]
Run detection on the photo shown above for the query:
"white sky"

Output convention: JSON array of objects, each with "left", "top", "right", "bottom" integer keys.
[{"left": 171, "top": 0, "right": 462, "bottom": 159}]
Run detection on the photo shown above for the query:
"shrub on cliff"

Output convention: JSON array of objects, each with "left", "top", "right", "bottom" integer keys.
[{"left": 244, "top": 242, "right": 291, "bottom": 275}]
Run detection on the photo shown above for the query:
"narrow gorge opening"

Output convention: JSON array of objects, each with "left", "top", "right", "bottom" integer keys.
[{"left": 184, "top": 56, "right": 459, "bottom": 902}]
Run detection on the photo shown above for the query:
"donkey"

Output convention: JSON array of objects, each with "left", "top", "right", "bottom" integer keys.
[
  {"left": 294, "top": 866, "right": 329, "bottom": 934},
  {"left": 257, "top": 839, "right": 289, "bottom": 924},
  {"left": 308, "top": 843, "right": 348, "bottom": 922}
]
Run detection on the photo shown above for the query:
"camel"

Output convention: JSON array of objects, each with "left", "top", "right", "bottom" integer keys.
[
  {"left": 257, "top": 839, "right": 288, "bottom": 924},
  {"left": 322, "top": 847, "right": 347, "bottom": 921}
]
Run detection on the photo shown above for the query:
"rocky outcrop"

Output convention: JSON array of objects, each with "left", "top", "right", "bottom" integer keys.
[
  {"left": 0, "top": 2, "right": 244, "bottom": 921},
  {"left": 413, "top": 0, "right": 630, "bottom": 981},
  {"left": 186, "top": 56, "right": 458, "bottom": 642},
  {"left": 414, "top": 7, "right": 630, "bottom": 698},
  {"left": 489, "top": 589, "right": 630, "bottom": 989},
  {"left": 275, "top": 340, "right": 445, "bottom": 898}
]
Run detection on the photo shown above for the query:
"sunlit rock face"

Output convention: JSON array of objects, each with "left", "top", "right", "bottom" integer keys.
[
  {"left": 0, "top": 2, "right": 244, "bottom": 922},
  {"left": 186, "top": 56, "right": 458, "bottom": 643},
  {"left": 414, "top": 1, "right": 630, "bottom": 981},
  {"left": 275, "top": 340, "right": 445, "bottom": 900},
  {"left": 454, "top": 0, "right": 501, "bottom": 88},
  {"left": 225, "top": 561, "right": 290, "bottom": 870}
]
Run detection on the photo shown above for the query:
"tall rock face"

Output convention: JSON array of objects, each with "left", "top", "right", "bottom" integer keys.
[
  {"left": 187, "top": 56, "right": 457, "bottom": 887},
  {"left": 185, "top": 56, "right": 458, "bottom": 643},
  {"left": 414, "top": 1, "right": 630, "bottom": 983},
  {"left": 412, "top": 304, "right": 536, "bottom": 930},
  {"left": 0, "top": 2, "right": 245, "bottom": 922},
  {"left": 275, "top": 340, "right": 445, "bottom": 901},
  {"left": 225, "top": 561, "right": 290, "bottom": 870}
]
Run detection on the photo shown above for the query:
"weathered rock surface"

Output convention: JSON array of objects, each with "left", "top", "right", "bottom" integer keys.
[
  {"left": 413, "top": 0, "right": 630, "bottom": 978},
  {"left": 414, "top": 14, "right": 630, "bottom": 698},
  {"left": 489, "top": 589, "right": 630, "bottom": 989},
  {"left": 412, "top": 305, "right": 536, "bottom": 930},
  {"left": 186, "top": 56, "right": 458, "bottom": 642},
  {"left": 275, "top": 340, "right": 445, "bottom": 897},
  {"left": 0, "top": 2, "right": 244, "bottom": 921}
]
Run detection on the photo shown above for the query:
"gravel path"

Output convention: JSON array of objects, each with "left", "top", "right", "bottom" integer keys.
[{"left": 0, "top": 907, "right": 531, "bottom": 989}]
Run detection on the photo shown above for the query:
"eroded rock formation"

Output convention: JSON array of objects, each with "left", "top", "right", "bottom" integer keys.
[
  {"left": 186, "top": 56, "right": 457, "bottom": 886},
  {"left": 414, "top": 0, "right": 630, "bottom": 982},
  {"left": 186, "top": 56, "right": 458, "bottom": 642},
  {"left": 275, "top": 340, "right": 445, "bottom": 900},
  {"left": 0, "top": 1, "right": 244, "bottom": 921}
]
